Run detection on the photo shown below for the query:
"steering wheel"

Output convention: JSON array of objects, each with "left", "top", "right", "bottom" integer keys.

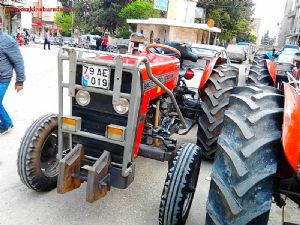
[{"left": 145, "top": 43, "right": 181, "bottom": 58}]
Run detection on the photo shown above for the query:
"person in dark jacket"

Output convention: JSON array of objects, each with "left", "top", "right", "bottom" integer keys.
[
  {"left": 44, "top": 29, "right": 50, "bottom": 50},
  {"left": 0, "top": 18, "right": 25, "bottom": 135},
  {"left": 96, "top": 36, "right": 102, "bottom": 50}
]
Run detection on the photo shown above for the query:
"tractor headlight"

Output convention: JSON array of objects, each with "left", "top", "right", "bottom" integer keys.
[
  {"left": 113, "top": 98, "right": 129, "bottom": 114},
  {"left": 75, "top": 90, "right": 91, "bottom": 106}
]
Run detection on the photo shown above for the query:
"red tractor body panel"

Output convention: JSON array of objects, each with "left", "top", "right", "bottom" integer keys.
[
  {"left": 134, "top": 56, "right": 180, "bottom": 157},
  {"left": 95, "top": 53, "right": 180, "bottom": 157},
  {"left": 282, "top": 83, "right": 300, "bottom": 173},
  {"left": 198, "top": 57, "right": 219, "bottom": 92},
  {"left": 265, "top": 59, "right": 276, "bottom": 85}
]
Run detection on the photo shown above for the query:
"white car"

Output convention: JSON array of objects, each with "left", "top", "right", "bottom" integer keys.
[
  {"left": 182, "top": 43, "right": 231, "bottom": 90},
  {"left": 226, "top": 44, "right": 246, "bottom": 63},
  {"left": 78, "top": 34, "right": 101, "bottom": 49}
]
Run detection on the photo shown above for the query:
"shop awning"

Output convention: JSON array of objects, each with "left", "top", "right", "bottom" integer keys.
[{"left": 32, "top": 22, "right": 43, "bottom": 27}]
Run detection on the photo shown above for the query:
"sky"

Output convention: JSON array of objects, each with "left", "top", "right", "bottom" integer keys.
[{"left": 252, "top": 0, "right": 287, "bottom": 37}]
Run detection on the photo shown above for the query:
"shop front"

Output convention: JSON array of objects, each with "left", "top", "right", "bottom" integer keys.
[{"left": 0, "top": 0, "right": 26, "bottom": 35}]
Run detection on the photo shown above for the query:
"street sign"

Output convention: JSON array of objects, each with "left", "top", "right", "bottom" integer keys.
[
  {"left": 207, "top": 19, "right": 215, "bottom": 28},
  {"left": 154, "top": 0, "right": 169, "bottom": 12}
]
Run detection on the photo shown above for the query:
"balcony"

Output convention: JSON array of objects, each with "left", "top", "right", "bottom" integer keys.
[
  {"left": 288, "top": 10, "right": 296, "bottom": 18},
  {"left": 1, "top": 0, "right": 26, "bottom": 7}
]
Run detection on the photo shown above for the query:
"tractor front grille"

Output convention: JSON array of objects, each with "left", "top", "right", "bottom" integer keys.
[{"left": 72, "top": 65, "right": 133, "bottom": 163}]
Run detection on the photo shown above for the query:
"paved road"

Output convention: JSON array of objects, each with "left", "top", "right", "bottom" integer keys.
[{"left": 0, "top": 46, "right": 299, "bottom": 225}]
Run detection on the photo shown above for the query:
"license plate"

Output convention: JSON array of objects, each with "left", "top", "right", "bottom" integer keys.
[
  {"left": 277, "top": 70, "right": 286, "bottom": 76},
  {"left": 82, "top": 64, "right": 110, "bottom": 89}
]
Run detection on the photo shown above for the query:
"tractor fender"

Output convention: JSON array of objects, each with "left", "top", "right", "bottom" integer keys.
[
  {"left": 282, "top": 83, "right": 300, "bottom": 173},
  {"left": 198, "top": 57, "right": 219, "bottom": 91},
  {"left": 265, "top": 59, "right": 276, "bottom": 85}
]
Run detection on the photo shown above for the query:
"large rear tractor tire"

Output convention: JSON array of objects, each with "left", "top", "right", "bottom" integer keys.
[
  {"left": 159, "top": 143, "right": 201, "bottom": 225},
  {"left": 206, "top": 85, "right": 284, "bottom": 225},
  {"left": 17, "top": 114, "right": 59, "bottom": 192},
  {"left": 246, "top": 66, "right": 273, "bottom": 86},
  {"left": 252, "top": 58, "right": 264, "bottom": 66},
  {"left": 197, "top": 64, "right": 238, "bottom": 160}
]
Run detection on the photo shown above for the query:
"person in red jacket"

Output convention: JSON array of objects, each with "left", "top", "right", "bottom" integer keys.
[
  {"left": 16, "top": 33, "right": 24, "bottom": 45},
  {"left": 102, "top": 36, "right": 108, "bottom": 51}
]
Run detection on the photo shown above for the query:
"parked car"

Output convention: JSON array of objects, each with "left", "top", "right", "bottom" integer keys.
[
  {"left": 282, "top": 44, "right": 299, "bottom": 50},
  {"left": 34, "top": 36, "right": 44, "bottom": 45},
  {"left": 226, "top": 44, "right": 246, "bottom": 63},
  {"left": 163, "top": 42, "right": 233, "bottom": 97},
  {"left": 182, "top": 43, "right": 231, "bottom": 90},
  {"left": 48, "top": 37, "right": 55, "bottom": 45},
  {"left": 63, "top": 37, "right": 73, "bottom": 46},
  {"left": 73, "top": 38, "right": 79, "bottom": 47},
  {"left": 276, "top": 48, "right": 300, "bottom": 64},
  {"left": 191, "top": 43, "right": 230, "bottom": 62},
  {"left": 78, "top": 34, "right": 100, "bottom": 49}
]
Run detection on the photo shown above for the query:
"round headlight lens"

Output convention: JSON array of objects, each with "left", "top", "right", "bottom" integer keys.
[
  {"left": 75, "top": 90, "right": 91, "bottom": 106},
  {"left": 113, "top": 98, "right": 129, "bottom": 114}
]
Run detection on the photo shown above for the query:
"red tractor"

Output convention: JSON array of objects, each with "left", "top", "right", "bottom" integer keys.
[
  {"left": 205, "top": 55, "right": 300, "bottom": 224},
  {"left": 17, "top": 35, "right": 238, "bottom": 225}
]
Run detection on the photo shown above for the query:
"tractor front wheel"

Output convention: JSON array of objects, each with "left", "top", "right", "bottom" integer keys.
[
  {"left": 17, "top": 114, "right": 59, "bottom": 192},
  {"left": 159, "top": 143, "right": 201, "bottom": 225},
  {"left": 206, "top": 85, "right": 284, "bottom": 225}
]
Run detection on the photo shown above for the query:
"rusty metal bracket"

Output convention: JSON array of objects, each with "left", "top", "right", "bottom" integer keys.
[
  {"left": 57, "top": 144, "right": 84, "bottom": 194},
  {"left": 83, "top": 151, "right": 111, "bottom": 203}
]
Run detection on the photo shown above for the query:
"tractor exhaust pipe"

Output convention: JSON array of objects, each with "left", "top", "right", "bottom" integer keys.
[{"left": 142, "top": 58, "right": 187, "bottom": 129}]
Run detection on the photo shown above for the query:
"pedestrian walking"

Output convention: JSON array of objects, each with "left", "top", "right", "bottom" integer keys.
[
  {"left": 44, "top": 29, "right": 50, "bottom": 50},
  {"left": 0, "top": 18, "right": 25, "bottom": 135},
  {"left": 102, "top": 35, "right": 108, "bottom": 51}
]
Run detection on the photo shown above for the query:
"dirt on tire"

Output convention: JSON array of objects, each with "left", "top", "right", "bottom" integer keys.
[
  {"left": 17, "top": 114, "right": 59, "bottom": 192},
  {"left": 197, "top": 64, "right": 238, "bottom": 160},
  {"left": 206, "top": 85, "right": 284, "bottom": 225},
  {"left": 159, "top": 143, "right": 201, "bottom": 225},
  {"left": 246, "top": 65, "right": 273, "bottom": 86}
]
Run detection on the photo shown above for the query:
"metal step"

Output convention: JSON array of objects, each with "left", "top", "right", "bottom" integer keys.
[
  {"left": 57, "top": 144, "right": 85, "bottom": 194},
  {"left": 82, "top": 151, "right": 111, "bottom": 203}
]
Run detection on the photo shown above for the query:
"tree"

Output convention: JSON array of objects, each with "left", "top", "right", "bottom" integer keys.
[
  {"left": 116, "top": 25, "right": 131, "bottom": 38},
  {"left": 198, "top": 0, "right": 255, "bottom": 43},
  {"left": 236, "top": 33, "right": 257, "bottom": 43},
  {"left": 118, "top": 0, "right": 161, "bottom": 20},
  {"left": 73, "top": 0, "right": 132, "bottom": 34},
  {"left": 54, "top": 12, "right": 72, "bottom": 36}
]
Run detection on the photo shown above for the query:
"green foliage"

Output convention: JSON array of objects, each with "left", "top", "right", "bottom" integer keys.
[
  {"left": 198, "top": 0, "right": 255, "bottom": 42},
  {"left": 248, "top": 34, "right": 257, "bottom": 43},
  {"left": 54, "top": 12, "right": 72, "bottom": 37},
  {"left": 237, "top": 33, "right": 257, "bottom": 43},
  {"left": 90, "top": 30, "right": 103, "bottom": 35},
  {"left": 118, "top": 0, "right": 161, "bottom": 19},
  {"left": 74, "top": 0, "right": 131, "bottom": 33},
  {"left": 73, "top": 0, "right": 160, "bottom": 34},
  {"left": 116, "top": 25, "right": 131, "bottom": 39}
]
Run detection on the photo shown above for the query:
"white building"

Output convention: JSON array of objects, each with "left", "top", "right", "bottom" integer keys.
[
  {"left": 127, "top": 0, "right": 221, "bottom": 44},
  {"left": 249, "top": 18, "right": 261, "bottom": 45}
]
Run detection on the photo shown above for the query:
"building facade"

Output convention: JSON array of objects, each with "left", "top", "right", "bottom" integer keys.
[
  {"left": 128, "top": 0, "right": 220, "bottom": 44},
  {"left": 277, "top": 0, "right": 300, "bottom": 48},
  {"left": 249, "top": 18, "right": 261, "bottom": 45},
  {"left": 0, "top": 0, "right": 27, "bottom": 35}
]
